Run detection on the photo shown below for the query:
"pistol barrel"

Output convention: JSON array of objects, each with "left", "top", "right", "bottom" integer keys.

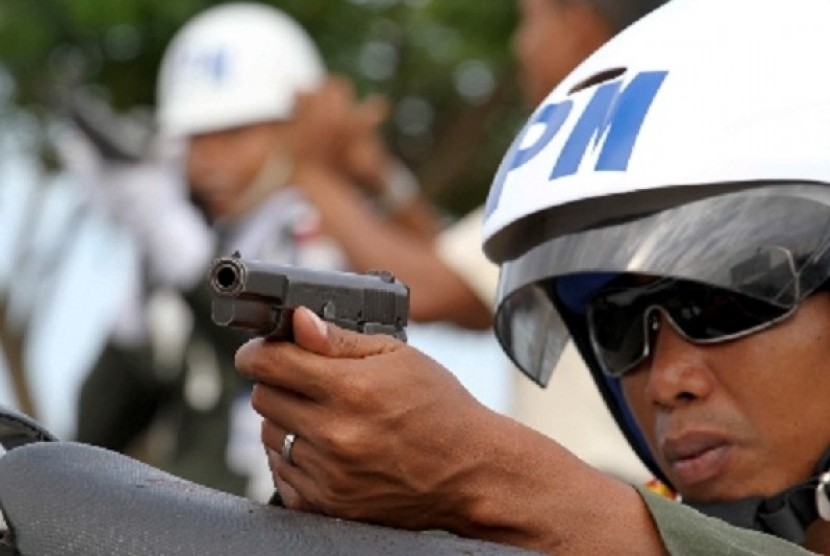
[
  {"left": 209, "top": 257, "right": 246, "bottom": 296},
  {"left": 208, "top": 255, "right": 410, "bottom": 341}
]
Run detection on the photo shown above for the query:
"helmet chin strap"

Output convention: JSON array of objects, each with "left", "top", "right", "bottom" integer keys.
[{"left": 686, "top": 447, "right": 830, "bottom": 545}]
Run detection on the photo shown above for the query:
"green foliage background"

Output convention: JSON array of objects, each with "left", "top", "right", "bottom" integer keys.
[{"left": 0, "top": 0, "right": 525, "bottom": 215}]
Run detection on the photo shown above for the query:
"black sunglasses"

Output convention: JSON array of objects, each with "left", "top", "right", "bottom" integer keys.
[{"left": 586, "top": 277, "right": 798, "bottom": 377}]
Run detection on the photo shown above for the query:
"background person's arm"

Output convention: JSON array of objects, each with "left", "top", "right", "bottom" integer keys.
[{"left": 293, "top": 165, "right": 492, "bottom": 330}]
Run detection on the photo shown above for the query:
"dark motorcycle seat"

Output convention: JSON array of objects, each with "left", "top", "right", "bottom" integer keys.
[{"left": 0, "top": 406, "right": 538, "bottom": 556}]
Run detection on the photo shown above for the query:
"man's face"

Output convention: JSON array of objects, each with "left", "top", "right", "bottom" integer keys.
[
  {"left": 185, "top": 120, "right": 291, "bottom": 219},
  {"left": 512, "top": 0, "right": 611, "bottom": 107},
  {"left": 621, "top": 292, "right": 830, "bottom": 503}
]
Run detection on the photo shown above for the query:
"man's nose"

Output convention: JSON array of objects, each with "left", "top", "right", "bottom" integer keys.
[{"left": 642, "top": 311, "right": 716, "bottom": 408}]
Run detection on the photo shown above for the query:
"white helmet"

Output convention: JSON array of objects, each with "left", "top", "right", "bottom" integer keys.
[
  {"left": 483, "top": 0, "right": 830, "bottom": 264},
  {"left": 482, "top": 0, "right": 830, "bottom": 538},
  {"left": 156, "top": 3, "right": 325, "bottom": 137}
]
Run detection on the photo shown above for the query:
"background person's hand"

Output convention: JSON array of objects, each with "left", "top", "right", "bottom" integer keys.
[
  {"left": 338, "top": 92, "right": 391, "bottom": 194},
  {"left": 290, "top": 76, "right": 394, "bottom": 196},
  {"left": 235, "top": 307, "right": 495, "bottom": 530}
]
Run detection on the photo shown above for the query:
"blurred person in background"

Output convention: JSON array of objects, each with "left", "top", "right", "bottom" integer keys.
[{"left": 73, "top": 2, "right": 442, "bottom": 499}]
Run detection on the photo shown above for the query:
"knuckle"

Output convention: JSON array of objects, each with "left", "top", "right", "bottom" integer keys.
[
  {"left": 315, "top": 421, "right": 346, "bottom": 454},
  {"left": 316, "top": 422, "right": 364, "bottom": 463},
  {"left": 260, "top": 420, "right": 280, "bottom": 448},
  {"left": 338, "top": 370, "right": 373, "bottom": 405},
  {"left": 249, "top": 384, "right": 270, "bottom": 413},
  {"left": 250, "top": 384, "right": 265, "bottom": 406}
]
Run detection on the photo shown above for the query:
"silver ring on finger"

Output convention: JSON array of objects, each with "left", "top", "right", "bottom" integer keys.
[{"left": 282, "top": 432, "right": 298, "bottom": 465}]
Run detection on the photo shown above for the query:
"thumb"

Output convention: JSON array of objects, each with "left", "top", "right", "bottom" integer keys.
[{"left": 292, "top": 306, "right": 401, "bottom": 359}]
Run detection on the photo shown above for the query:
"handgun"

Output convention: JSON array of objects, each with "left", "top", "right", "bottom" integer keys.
[{"left": 208, "top": 253, "right": 410, "bottom": 342}]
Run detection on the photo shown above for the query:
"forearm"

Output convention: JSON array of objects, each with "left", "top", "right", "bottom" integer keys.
[
  {"left": 445, "top": 411, "right": 667, "bottom": 555},
  {"left": 385, "top": 194, "right": 442, "bottom": 242},
  {"left": 295, "top": 166, "right": 491, "bottom": 328}
]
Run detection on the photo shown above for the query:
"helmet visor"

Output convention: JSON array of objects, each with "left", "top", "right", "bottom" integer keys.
[{"left": 494, "top": 184, "right": 830, "bottom": 386}]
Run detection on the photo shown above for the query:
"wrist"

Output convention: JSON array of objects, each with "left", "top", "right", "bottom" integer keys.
[
  {"left": 440, "top": 413, "right": 555, "bottom": 544},
  {"left": 456, "top": 413, "right": 665, "bottom": 554},
  {"left": 448, "top": 412, "right": 613, "bottom": 553}
]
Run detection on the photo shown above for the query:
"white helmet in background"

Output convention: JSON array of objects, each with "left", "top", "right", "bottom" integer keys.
[{"left": 156, "top": 2, "right": 325, "bottom": 137}]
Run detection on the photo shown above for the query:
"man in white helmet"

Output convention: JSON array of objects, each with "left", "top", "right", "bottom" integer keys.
[
  {"left": 76, "top": 2, "right": 438, "bottom": 499},
  {"left": 233, "top": 0, "right": 830, "bottom": 552}
]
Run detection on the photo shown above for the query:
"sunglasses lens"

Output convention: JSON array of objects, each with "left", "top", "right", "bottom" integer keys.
[
  {"left": 588, "top": 279, "right": 792, "bottom": 377},
  {"left": 664, "top": 284, "right": 790, "bottom": 339},
  {"left": 587, "top": 290, "right": 649, "bottom": 377}
]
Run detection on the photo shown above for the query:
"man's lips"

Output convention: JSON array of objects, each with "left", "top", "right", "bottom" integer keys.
[{"left": 661, "top": 432, "right": 732, "bottom": 486}]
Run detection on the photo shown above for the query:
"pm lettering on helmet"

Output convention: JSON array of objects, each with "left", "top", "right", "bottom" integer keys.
[
  {"left": 486, "top": 70, "right": 667, "bottom": 216},
  {"left": 180, "top": 48, "right": 229, "bottom": 85}
]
